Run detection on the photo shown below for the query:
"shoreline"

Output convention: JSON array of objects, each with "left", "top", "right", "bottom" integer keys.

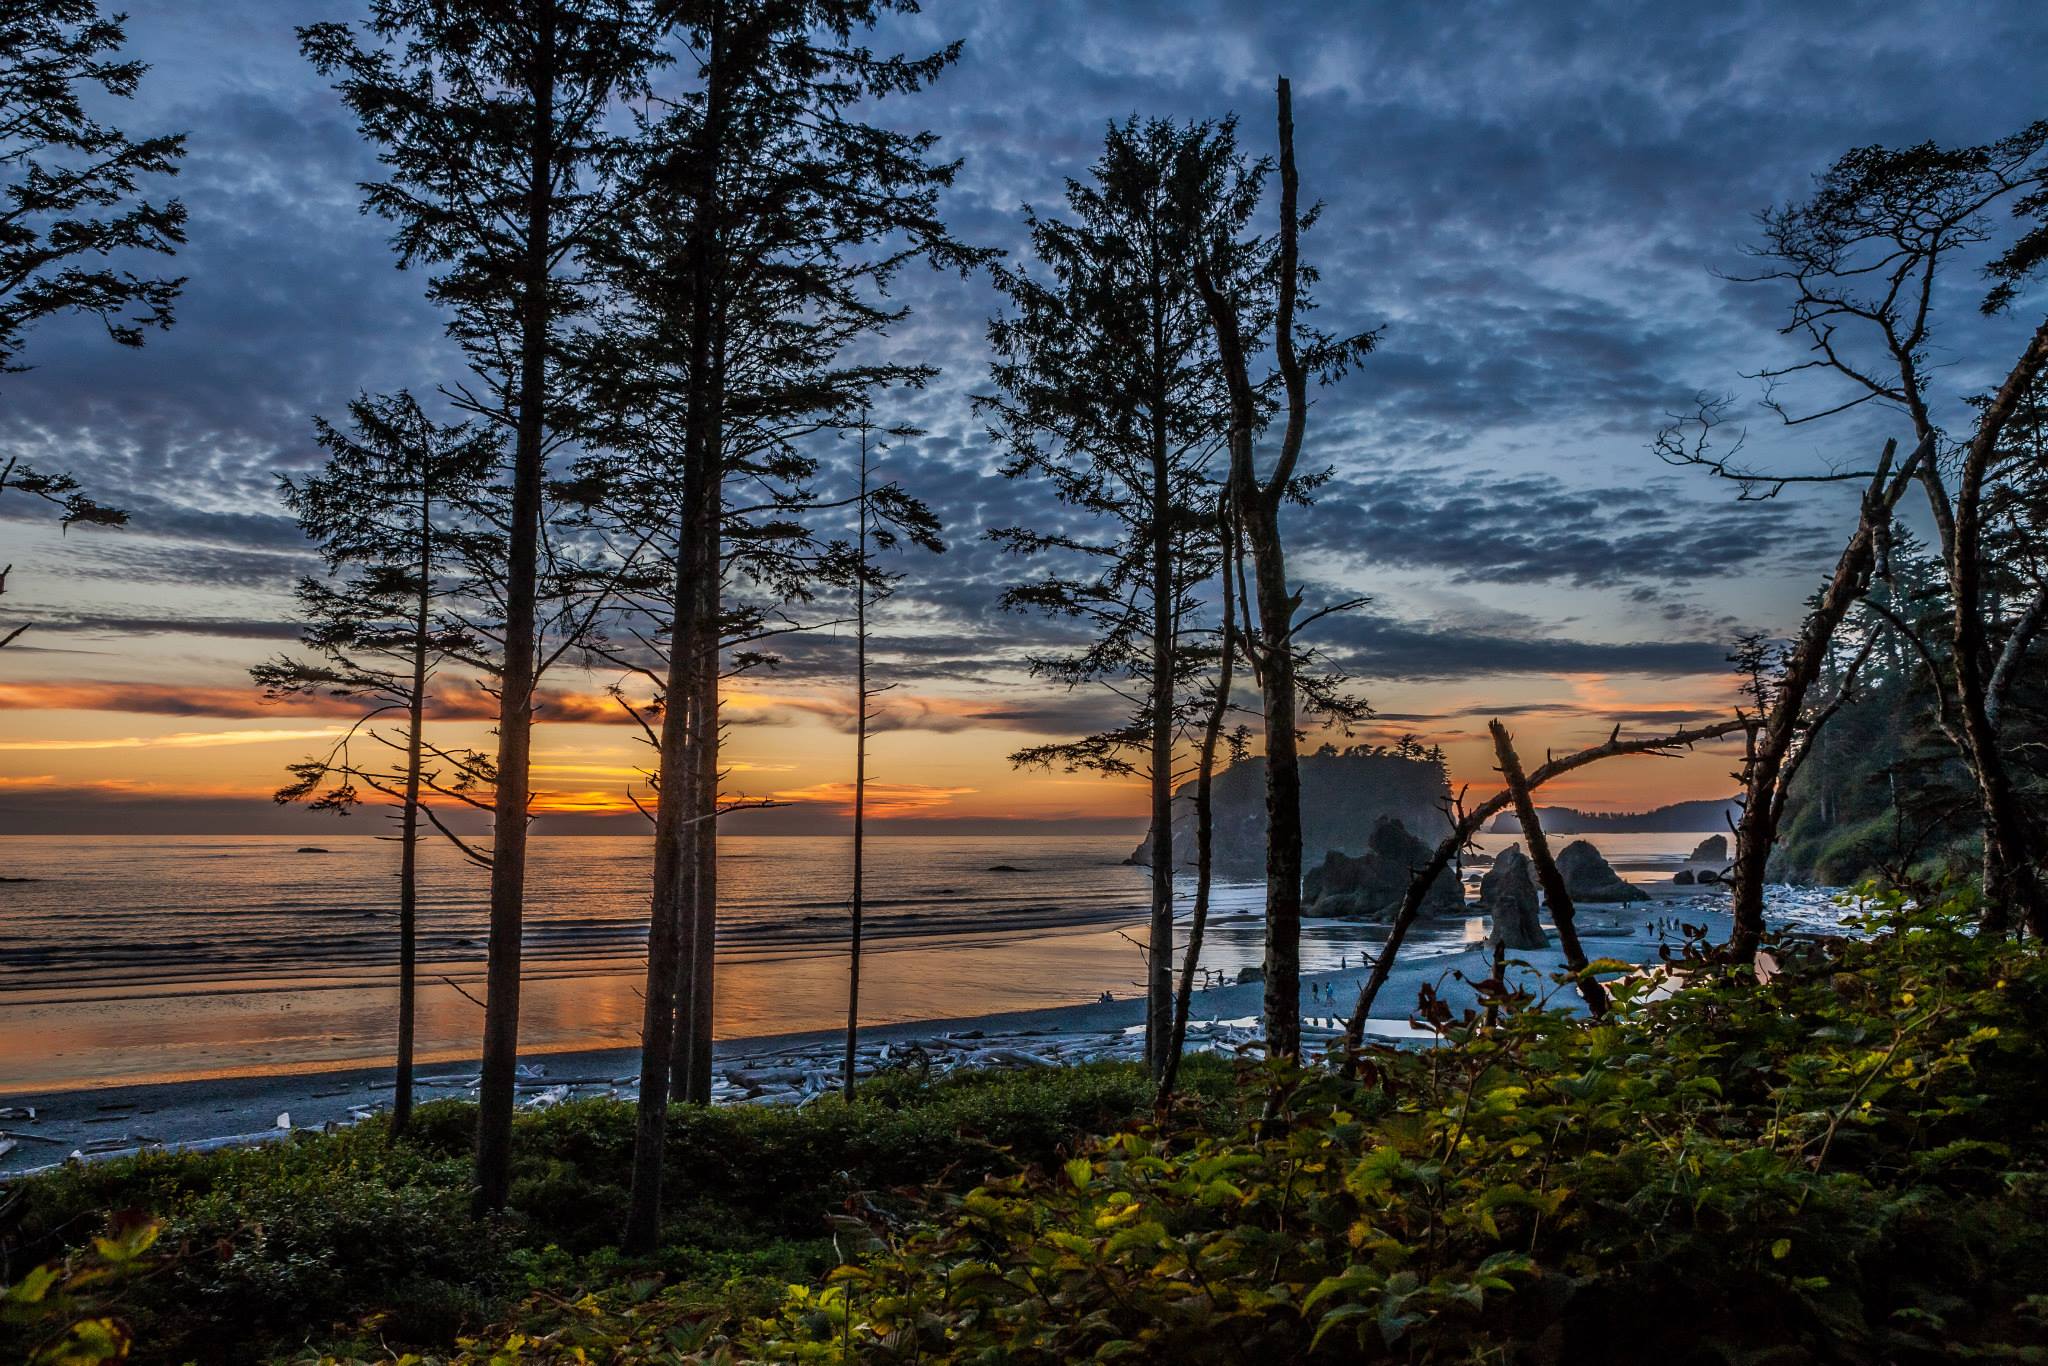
[{"left": 0, "top": 886, "right": 1773, "bottom": 1179}]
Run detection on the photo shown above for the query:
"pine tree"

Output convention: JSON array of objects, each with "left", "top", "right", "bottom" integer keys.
[
  {"left": 301, "top": 0, "right": 668, "bottom": 1210},
  {"left": 980, "top": 115, "right": 1259, "bottom": 1081},
  {"left": 585, "top": 0, "right": 978, "bottom": 1253},
  {"left": 0, "top": 0, "right": 180, "bottom": 645},
  {"left": 253, "top": 392, "right": 498, "bottom": 1133}
]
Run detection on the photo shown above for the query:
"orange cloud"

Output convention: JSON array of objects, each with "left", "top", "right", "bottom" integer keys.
[
  {"left": 768, "top": 780, "right": 978, "bottom": 819},
  {"left": 0, "top": 679, "right": 632, "bottom": 725}
]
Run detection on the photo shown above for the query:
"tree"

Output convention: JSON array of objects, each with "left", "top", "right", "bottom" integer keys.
[
  {"left": 1193, "top": 78, "right": 1374, "bottom": 1060},
  {"left": 302, "top": 0, "right": 668, "bottom": 1211},
  {"left": 981, "top": 115, "right": 1257, "bottom": 1081},
  {"left": 252, "top": 392, "right": 498, "bottom": 1133},
  {"left": 0, "top": 0, "right": 180, "bottom": 647},
  {"left": 839, "top": 413, "right": 933, "bottom": 1096},
  {"left": 1723, "top": 122, "right": 2048, "bottom": 935},
  {"left": 594, "top": 0, "right": 978, "bottom": 1253}
]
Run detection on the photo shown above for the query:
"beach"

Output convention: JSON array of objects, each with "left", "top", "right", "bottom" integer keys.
[{"left": 0, "top": 856, "right": 1857, "bottom": 1179}]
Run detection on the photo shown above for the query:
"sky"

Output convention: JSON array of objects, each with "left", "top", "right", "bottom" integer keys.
[{"left": 2, "top": 0, "right": 2044, "bottom": 837}]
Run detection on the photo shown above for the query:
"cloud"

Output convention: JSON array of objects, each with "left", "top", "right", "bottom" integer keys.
[
  {"left": 767, "top": 780, "right": 979, "bottom": 818},
  {"left": 0, "top": 726, "right": 349, "bottom": 752}
]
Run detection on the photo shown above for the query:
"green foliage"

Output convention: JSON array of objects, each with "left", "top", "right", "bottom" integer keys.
[
  {"left": 3, "top": 1061, "right": 1206, "bottom": 1363},
  {"left": 408, "top": 898, "right": 2048, "bottom": 1365},
  {"left": 1, "top": 1215, "right": 160, "bottom": 1364}
]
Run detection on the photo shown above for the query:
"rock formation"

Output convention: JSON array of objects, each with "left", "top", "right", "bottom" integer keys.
[
  {"left": 1480, "top": 844, "right": 1546, "bottom": 949},
  {"left": 1556, "top": 840, "right": 1649, "bottom": 902},
  {"left": 1687, "top": 835, "right": 1729, "bottom": 864},
  {"left": 1130, "top": 750, "right": 1450, "bottom": 877},
  {"left": 1301, "top": 816, "right": 1463, "bottom": 920}
]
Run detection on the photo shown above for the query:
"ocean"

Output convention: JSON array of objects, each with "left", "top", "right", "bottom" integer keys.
[{"left": 0, "top": 830, "right": 1718, "bottom": 1091}]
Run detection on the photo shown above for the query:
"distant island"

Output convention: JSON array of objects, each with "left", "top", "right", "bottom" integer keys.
[
  {"left": 1132, "top": 746, "right": 1450, "bottom": 876},
  {"left": 1488, "top": 796, "right": 1740, "bottom": 835}
]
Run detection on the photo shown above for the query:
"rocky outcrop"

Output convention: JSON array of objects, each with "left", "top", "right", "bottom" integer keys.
[
  {"left": 1301, "top": 816, "right": 1463, "bottom": 920},
  {"left": 1481, "top": 844, "right": 1546, "bottom": 949},
  {"left": 1673, "top": 868, "right": 1696, "bottom": 885},
  {"left": 1687, "top": 835, "right": 1729, "bottom": 864},
  {"left": 1130, "top": 751, "right": 1450, "bottom": 877},
  {"left": 1556, "top": 840, "right": 1649, "bottom": 902}
]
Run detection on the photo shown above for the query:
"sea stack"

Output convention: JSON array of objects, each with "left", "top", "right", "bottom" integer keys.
[
  {"left": 1687, "top": 834, "right": 1729, "bottom": 864},
  {"left": 1481, "top": 844, "right": 1547, "bottom": 949},
  {"left": 1556, "top": 840, "right": 1649, "bottom": 902}
]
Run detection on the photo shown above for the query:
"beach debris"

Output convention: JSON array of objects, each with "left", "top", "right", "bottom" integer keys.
[
  {"left": 0, "top": 1139, "right": 14, "bottom": 1161},
  {"left": 0, "top": 1106, "right": 36, "bottom": 1121},
  {"left": 275, "top": 1111, "right": 290, "bottom": 1129}
]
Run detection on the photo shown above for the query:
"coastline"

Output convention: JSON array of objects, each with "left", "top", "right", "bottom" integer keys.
[{"left": 0, "top": 885, "right": 1783, "bottom": 1179}]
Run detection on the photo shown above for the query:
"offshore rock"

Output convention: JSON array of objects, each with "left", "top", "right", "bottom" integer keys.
[
  {"left": 1302, "top": 816, "right": 1463, "bottom": 920},
  {"left": 1556, "top": 840, "right": 1649, "bottom": 902},
  {"left": 1481, "top": 844, "right": 1547, "bottom": 949},
  {"left": 1687, "top": 835, "right": 1729, "bottom": 864},
  {"left": 1131, "top": 750, "right": 1450, "bottom": 876}
]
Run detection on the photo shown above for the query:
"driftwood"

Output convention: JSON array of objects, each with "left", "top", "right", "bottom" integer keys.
[
  {"left": 1341, "top": 716, "right": 1747, "bottom": 1054},
  {"left": 1490, "top": 721, "right": 1604, "bottom": 1018}
]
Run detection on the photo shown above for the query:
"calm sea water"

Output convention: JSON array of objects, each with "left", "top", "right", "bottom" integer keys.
[{"left": 0, "top": 831, "right": 1714, "bottom": 1091}]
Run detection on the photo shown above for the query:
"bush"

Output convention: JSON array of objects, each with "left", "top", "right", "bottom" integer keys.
[
  {"left": 2, "top": 1056, "right": 1220, "bottom": 1362},
  {"left": 407, "top": 898, "right": 2048, "bottom": 1365}
]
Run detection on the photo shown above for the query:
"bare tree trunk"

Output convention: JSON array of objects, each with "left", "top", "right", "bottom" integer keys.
[
  {"left": 625, "top": 441, "right": 715, "bottom": 1251},
  {"left": 1946, "top": 322, "right": 2048, "bottom": 937},
  {"left": 1341, "top": 718, "right": 1747, "bottom": 1054},
  {"left": 1488, "top": 721, "right": 1603, "bottom": 1018},
  {"left": 1194, "top": 78, "right": 1312, "bottom": 1063},
  {"left": 1158, "top": 515, "right": 1236, "bottom": 1104},
  {"left": 394, "top": 475, "right": 432, "bottom": 1136},
  {"left": 1145, "top": 413, "right": 1174, "bottom": 1080},
  {"left": 1728, "top": 436, "right": 1926, "bottom": 961},
  {"left": 685, "top": 536, "right": 720, "bottom": 1104},
  {"left": 473, "top": 0, "right": 555, "bottom": 1214},
  {"left": 844, "top": 437, "right": 871, "bottom": 1097}
]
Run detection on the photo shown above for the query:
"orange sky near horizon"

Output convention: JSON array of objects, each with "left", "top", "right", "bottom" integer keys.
[{"left": 0, "top": 646, "right": 1750, "bottom": 828}]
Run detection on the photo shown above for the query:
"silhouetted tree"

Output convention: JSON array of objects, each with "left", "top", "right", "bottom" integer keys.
[
  {"left": 0, "top": 1, "right": 180, "bottom": 646},
  {"left": 981, "top": 115, "right": 1257, "bottom": 1080},
  {"left": 586, "top": 0, "right": 978, "bottom": 1254},
  {"left": 302, "top": 0, "right": 668, "bottom": 1210},
  {"left": 252, "top": 392, "right": 498, "bottom": 1132},
  {"left": 1719, "top": 122, "right": 2048, "bottom": 935},
  {"left": 1194, "top": 78, "right": 1375, "bottom": 1059}
]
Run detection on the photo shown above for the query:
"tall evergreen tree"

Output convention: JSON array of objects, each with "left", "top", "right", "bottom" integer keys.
[
  {"left": 589, "top": 0, "right": 978, "bottom": 1253},
  {"left": 253, "top": 391, "right": 498, "bottom": 1133},
  {"left": 0, "top": 0, "right": 180, "bottom": 645},
  {"left": 980, "top": 116, "right": 1257, "bottom": 1081},
  {"left": 301, "top": 0, "right": 668, "bottom": 1210}
]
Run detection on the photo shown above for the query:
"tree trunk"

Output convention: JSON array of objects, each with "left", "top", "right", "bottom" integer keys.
[
  {"left": 394, "top": 475, "right": 431, "bottom": 1136},
  {"left": 473, "top": 0, "right": 555, "bottom": 1214},
  {"left": 1728, "top": 436, "right": 1925, "bottom": 961},
  {"left": 844, "top": 439, "right": 870, "bottom": 1097},
  {"left": 1246, "top": 518, "right": 1300, "bottom": 1060},
  {"left": 1489, "top": 721, "right": 1603, "bottom": 1018},
  {"left": 1145, "top": 409, "right": 1173, "bottom": 1080},
  {"left": 1946, "top": 323, "right": 2048, "bottom": 938},
  {"left": 1158, "top": 517, "right": 1235, "bottom": 1104}
]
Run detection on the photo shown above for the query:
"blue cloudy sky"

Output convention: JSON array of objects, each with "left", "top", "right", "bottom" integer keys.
[{"left": 1, "top": 0, "right": 2042, "bottom": 832}]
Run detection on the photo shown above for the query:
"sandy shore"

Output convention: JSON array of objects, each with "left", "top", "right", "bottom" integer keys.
[{"left": 0, "top": 888, "right": 1757, "bottom": 1179}]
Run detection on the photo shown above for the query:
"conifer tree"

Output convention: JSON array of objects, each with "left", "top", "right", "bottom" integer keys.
[
  {"left": 981, "top": 115, "right": 1258, "bottom": 1081},
  {"left": 589, "top": 0, "right": 979, "bottom": 1253},
  {"left": 253, "top": 392, "right": 498, "bottom": 1133},
  {"left": 301, "top": 0, "right": 668, "bottom": 1209},
  {"left": 0, "top": 0, "right": 180, "bottom": 645}
]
